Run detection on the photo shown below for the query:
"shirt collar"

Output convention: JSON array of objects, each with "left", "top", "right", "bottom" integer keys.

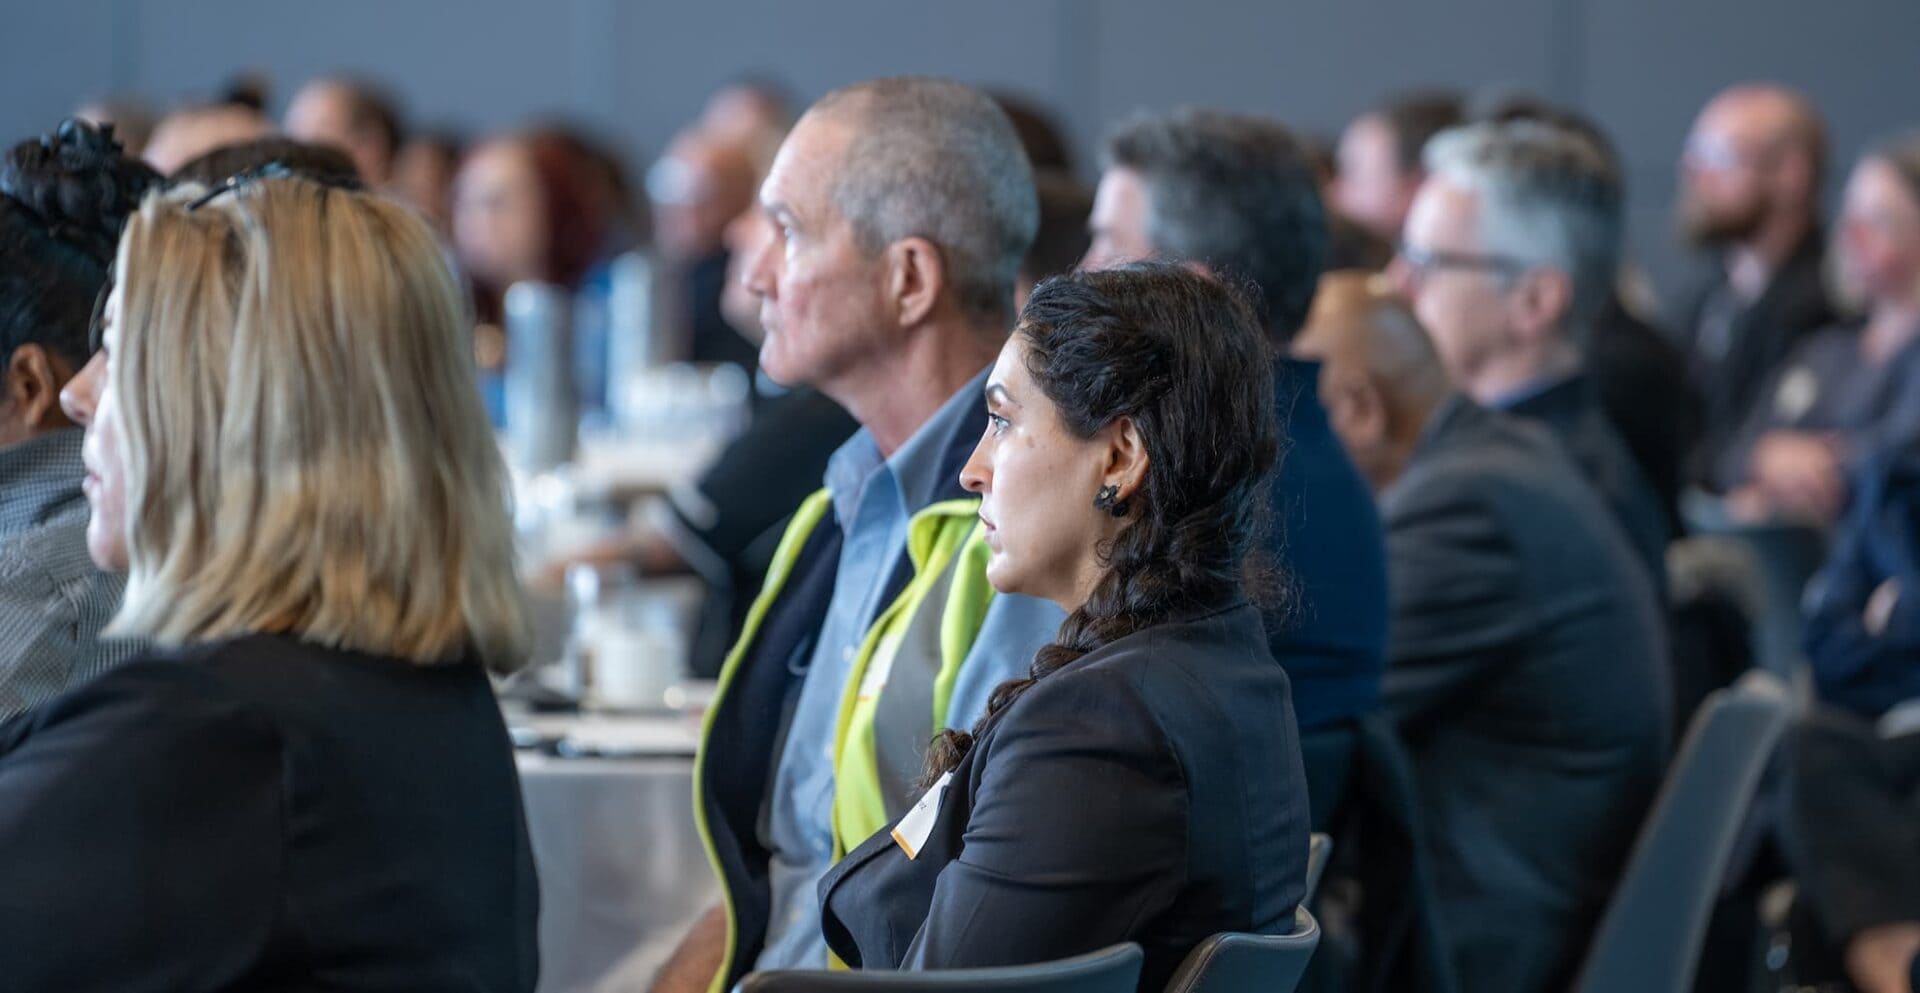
[
  {"left": 1486, "top": 370, "right": 1578, "bottom": 412},
  {"left": 0, "top": 427, "right": 86, "bottom": 539},
  {"left": 822, "top": 366, "right": 991, "bottom": 528}
]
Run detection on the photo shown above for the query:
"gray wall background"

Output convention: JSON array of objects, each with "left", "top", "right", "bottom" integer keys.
[{"left": 6, "top": 0, "right": 1919, "bottom": 311}]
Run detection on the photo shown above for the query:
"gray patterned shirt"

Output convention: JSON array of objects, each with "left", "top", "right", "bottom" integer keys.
[{"left": 0, "top": 428, "right": 140, "bottom": 720}]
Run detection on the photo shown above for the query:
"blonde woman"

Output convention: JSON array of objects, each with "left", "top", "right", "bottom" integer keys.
[{"left": 0, "top": 174, "right": 538, "bottom": 990}]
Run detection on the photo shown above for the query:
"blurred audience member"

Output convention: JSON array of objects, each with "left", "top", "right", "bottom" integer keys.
[
  {"left": 992, "top": 91, "right": 1076, "bottom": 175},
  {"left": 648, "top": 128, "right": 761, "bottom": 370},
  {"left": 217, "top": 71, "right": 273, "bottom": 114},
  {"left": 168, "top": 136, "right": 363, "bottom": 190},
  {"left": 1392, "top": 119, "right": 1671, "bottom": 585},
  {"left": 1803, "top": 442, "right": 1920, "bottom": 719},
  {"left": 699, "top": 76, "right": 796, "bottom": 147},
  {"left": 552, "top": 203, "right": 860, "bottom": 678},
  {"left": 534, "top": 123, "right": 646, "bottom": 261},
  {"left": 1334, "top": 90, "right": 1464, "bottom": 244},
  {"left": 0, "top": 120, "right": 158, "bottom": 719},
  {"left": 1475, "top": 92, "right": 1700, "bottom": 528},
  {"left": 1678, "top": 84, "right": 1836, "bottom": 488},
  {"left": 1786, "top": 430, "right": 1920, "bottom": 993},
  {"left": 1783, "top": 703, "right": 1920, "bottom": 993},
  {"left": 1790, "top": 458, "right": 1920, "bottom": 993},
  {"left": 453, "top": 131, "right": 610, "bottom": 422},
  {"left": 12, "top": 176, "right": 537, "bottom": 990},
  {"left": 1717, "top": 133, "right": 1920, "bottom": 525},
  {"left": 391, "top": 129, "right": 465, "bottom": 236},
  {"left": 719, "top": 207, "right": 772, "bottom": 340},
  {"left": 1296, "top": 274, "right": 1668, "bottom": 993},
  {"left": 1088, "top": 108, "right": 1389, "bottom": 823},
  {"left": 1327, "top": 213, "right": 1396, "bottom": 272},
  {"left": 72, "top": 98, "right": 156, "bottom": 159},
  {"left": 143, "top": 103, "right": 271, "bottom": 175},
  {"left": 283, "top": 76, "right": 405, "bottom": 189},
  {"left": 1017, "top": 170, "right": 1092, "bottom": 311}
]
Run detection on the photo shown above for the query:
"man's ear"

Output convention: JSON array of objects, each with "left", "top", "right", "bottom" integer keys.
[
  {"left": 1507, "top": 267, "right": 1574, "bottom": 346},
  {"left": 6, "top": 343, "right": 73, "bottom": 432},
  {"left": 1324, "top": 369, "right": 1389, "bottom": 451},
  {"left": 885, "top": 236, "right": 947, "bottom": 328}
]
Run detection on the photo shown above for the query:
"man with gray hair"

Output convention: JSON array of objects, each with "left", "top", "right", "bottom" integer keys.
[
  {"left": 652, "top": 77, "right": 1062, "bottom": 993},
  {"left": 1391, "top": 118, "right": 1671, "bottom": 585},
  {"left": 1296, "top": 276, "right": 1668, "bottom": 993}
]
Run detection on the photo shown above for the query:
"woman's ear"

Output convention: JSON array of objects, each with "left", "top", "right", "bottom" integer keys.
[{"left": 1103, "top": 415, "right": 1150, "bottom": 503}]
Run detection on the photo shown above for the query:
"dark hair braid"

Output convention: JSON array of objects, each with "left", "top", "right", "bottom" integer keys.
[{"left": 925, "top": 263, "right": 1278, "bottom": 783}]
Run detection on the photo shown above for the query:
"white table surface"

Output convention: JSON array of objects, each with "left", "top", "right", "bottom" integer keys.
[{"left": 513, "top": 709, "right": 719, "bottom": 993}]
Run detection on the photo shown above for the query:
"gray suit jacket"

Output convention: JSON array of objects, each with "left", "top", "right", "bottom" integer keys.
[{"left": 1382, "top": 395, "right": 1671, "bottom": 993}]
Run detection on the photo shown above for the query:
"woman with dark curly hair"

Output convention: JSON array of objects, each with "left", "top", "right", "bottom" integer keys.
[
  {"left": 0, "top": 118, "right": 157, "bottom": 718},
  {"left": 818, "top": 263, "right": 1311, "bottom": 993}
]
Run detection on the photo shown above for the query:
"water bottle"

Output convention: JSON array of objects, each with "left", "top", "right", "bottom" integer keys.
[
  {"left": 504, "top": 281, "right": 577, "bottom": 472},
  {"left": 606, "top": 252, "right": 656, "bottom": 431}
]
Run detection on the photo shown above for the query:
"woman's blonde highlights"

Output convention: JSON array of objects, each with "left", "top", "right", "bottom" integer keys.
[{"left": 107, "top": 178, "right": 529, "bottom": 671}]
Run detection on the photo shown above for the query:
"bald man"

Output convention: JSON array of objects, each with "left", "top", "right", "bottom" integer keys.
[
  {"left": 1297, "top": 274, "right": 1670, "bottom": 993},
  {"left": 284, "top": 78, "right": 403, "bottom": 188},
  {"left": 1678, "top": 83, "right": 1837, "bottom": 487},
  {"left": 142, "top": 104, "right": 270, "bottom": 176},
  {"left": 649, "top": 129, "right": 765, "bottom": 371}
]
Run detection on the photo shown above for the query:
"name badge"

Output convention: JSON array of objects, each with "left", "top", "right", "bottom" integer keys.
[{"left": 890, "top": 772, "right": 953, "bottom": 860}]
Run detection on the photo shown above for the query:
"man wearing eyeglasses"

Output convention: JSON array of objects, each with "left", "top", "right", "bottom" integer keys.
[
  {"left": 1676, "top": 84, "right": 1836, "bottom": 490},
  {"left": 1390, "top": 118, "right": 1671, "bottom": 589}
]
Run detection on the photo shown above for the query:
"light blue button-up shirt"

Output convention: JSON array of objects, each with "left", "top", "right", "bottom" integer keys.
[{"left": 754, "top": 370, "right": 1065, "bottom": 970}]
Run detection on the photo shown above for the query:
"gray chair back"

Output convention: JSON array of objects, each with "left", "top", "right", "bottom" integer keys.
[
  {"left": 1570, "top": 672, "right": 1792, "bottom": 993},
  {"left": 1159, "top": 906, "right": 1320, "bottom": 993},
  {"left": 735, "top": 943, "right": 1142, "bottom": 993},
  {"left": 1304, "top": 833, "right": 1333, "bottom": 905}
]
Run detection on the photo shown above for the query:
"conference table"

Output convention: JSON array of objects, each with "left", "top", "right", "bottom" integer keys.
[
  {"left": 503, "top": 374, "right": 744, "bottom": 992},
  {"left": 511, "top": 705, "right": 721, "bottom": 993}
]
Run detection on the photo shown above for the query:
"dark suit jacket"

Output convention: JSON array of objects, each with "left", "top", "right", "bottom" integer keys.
[
  {"left": 1505, "top": 372, "right": 1673, "bottom": 588},
  {"left": 1711, "top": 322, "right": 1920, "bottom": 494},
  {"left": 1681, "top": 231, "right": 1837, "bottom": 488},
  {"left": 1383, "top": 396, "right": 1670, "bottom": 993},
  {"left": 819, "top": 602, "right": 1311, "bottom": 993},
  {"left": 1593, "top": 296, "right": 1700, "bottom": 532},
  {"left": 1266, "top": 358, "right": 1388, "bottom": 732},
  {"left": 1803, "top": 442, "right": 1920, "bottom": 719},
  {"left": 0, "top": 634, "right": 540, "bottom": 991}
]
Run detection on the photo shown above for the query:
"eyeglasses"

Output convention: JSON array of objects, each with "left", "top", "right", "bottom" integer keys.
[
  {"left": 185, "top": 161, "right": 296, "bottom": 211},
  {"left": 1396, "top": 243, "right": 1533, "bottom": 280},
  {"left": 1682, "top": 135, "right": 1783, "bottom": 176}
]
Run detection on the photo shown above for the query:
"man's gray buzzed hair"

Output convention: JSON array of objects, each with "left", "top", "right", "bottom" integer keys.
[
  {"left": 1423, "top": 119, "right": 1624, "bottom": 339},
  {"left": 814, "top": 77, "right": 1038, "bottom": 326}
]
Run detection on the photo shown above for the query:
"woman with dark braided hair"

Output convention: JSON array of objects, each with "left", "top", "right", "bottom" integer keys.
[
  {"left": 0, "top": 119, "right": 157, "bottom": 719},
  {"left": 818, "top": 264, "right": 1311, "bottom": 992}
]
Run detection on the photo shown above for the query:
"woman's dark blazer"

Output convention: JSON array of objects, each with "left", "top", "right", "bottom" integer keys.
[
  {"left": 0, "top": 633, "right": 539, "bottom": 991},
  {"left": 819, "top": 601, "right": 1310, "bottom": 993}
]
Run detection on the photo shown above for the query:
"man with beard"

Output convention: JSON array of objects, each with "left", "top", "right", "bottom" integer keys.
[{"left": 1676, "top": 84, "right": 1836, "bottom": 489}]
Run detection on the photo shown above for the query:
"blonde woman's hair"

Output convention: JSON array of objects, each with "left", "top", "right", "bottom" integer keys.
[{"left": 107, "top": 177, "right": 530, "bottom": 672}]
